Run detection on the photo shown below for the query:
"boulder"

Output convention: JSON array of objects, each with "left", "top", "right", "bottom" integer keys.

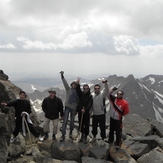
[
  {"left": 109, "top": 147, "right": 137, "bottom": 163},
  {"left": 0, "top": 70, "right": 8, "bottom": 80},
  {"left": 78, "top": 143, "right": 91, "bottom": 156},
  {"left": 150, "top": 119, "right": 163, "bottom": 137},
  {"left": 155, "top": 138, "right": 163, "bottom": 149},
  {"left": 123, "top": 114, "right": 151, "bottom": 137},
  {"left": 43, "top": 157, "right": 62, "bottom": 163},
  {"left": 137, "top": 147, "right": 163, "bottom": 163},
  {"left": 81, "top": 156, "right": 111, "bottom": 163},
  {"left": 89, "top": 141, "right": 109, "bottom": 159},
  {"left": 51, "top": 141, "right": 81, "bottom": 162},
  {"left": 123, "top": 141, "right": 150, "bottom": 160},
  {"left": 32, "top": 146, "right": 46, "bottom": 163},
  {"left": 8, "top": 134, "right": 26, "bottom": 158},
  {"left": 129, "top": 135, "right": 159, "bottom": 150}
]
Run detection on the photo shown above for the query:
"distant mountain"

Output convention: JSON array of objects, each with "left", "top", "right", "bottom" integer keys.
[{"left": 26, "top": 74, "right": 163, "bottom": 123}]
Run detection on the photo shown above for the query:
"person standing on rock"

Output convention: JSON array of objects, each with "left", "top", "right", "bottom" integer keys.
[
  {"left": 60, "top": 71, "right": 79, "bottom": 142},
  {"left": 108, "top": 87, "right": 129, "bottom": 149},
  {"left": 42, "top": 89, "right": 64, "bottom": 141},
  {"left": 90, "top": 80, "right": 109, "bottom": 146},
  {"left": 76, "top": 80, "right": 93, "bottom": 144},
  {"left": 1, "top": 90, "right": 40, "bottom": 143}
]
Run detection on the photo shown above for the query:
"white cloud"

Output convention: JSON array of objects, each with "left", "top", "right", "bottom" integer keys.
[
  {"left": 140, "top": 44, "right": 163, "bottom": 58},
  {"left": 0, "top": 43, "right": 15, "bottom": 49},
  {"left": 17, "top": 32, "right": 92, "bottom": 50},
  {"left": 113, "top": 35, "right": 140, "bottom": 55}
]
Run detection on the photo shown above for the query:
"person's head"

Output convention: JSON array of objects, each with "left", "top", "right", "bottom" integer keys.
[
  {"left": 117, "top": 90, "right": 124, "bottom": 99},
  {"left": 19, "top": 91, "right": 27, "bottom": 99},
  {"left": 70, "top": 81, "right": 77, "bottom": 89},
  {"left": 94, "top": 84, "right": 101, "bottom": 94},
  {"left": 48, "top": 89, "right": 56, "bottom": 99},
  {"left": 83, "top": 84, "right": 90, "bottom": 94}
]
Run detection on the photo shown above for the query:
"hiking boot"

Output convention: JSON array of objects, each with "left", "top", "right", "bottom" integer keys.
[
  {"left": 90, "top": 136, "right": 96, "bottom": 143},
  {"left": 10, "top": 136, "right": 17, "bottom": 143},
  {"left": 53, "top": 134, "right": 56, "bottom": 140},
  {"left": 83, "top": 136, "right": 87, "bottom": 144},
  {"left": 69, "top": 131, "right": 73, "bottom": 139},
  {"left": 100, "top": 139, "right": 105, "bottom": 147},
  {"left": 43, "top": 132, "right": 49, "bottom": 140},
  {"left": 60, "top": 135, "right": 65, "bottom": 142}
]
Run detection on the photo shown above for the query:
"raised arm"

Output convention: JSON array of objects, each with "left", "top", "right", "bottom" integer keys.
[
  {"left": 102, "top": 81, "right": 109, "bottom": 98},
  {"left": 60, "top": 71, "right": 70, "bottom": 91}
]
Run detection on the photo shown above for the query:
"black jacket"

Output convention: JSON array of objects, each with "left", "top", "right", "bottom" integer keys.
[
  {"left": 42, "top": 96, "right": 63, "bottom": 120},
  {"left": 7, "top": 99, "right": 31, "bottom": 119},
  {"left": 76, "top": 84, "right": 93, "bottom": 113}
]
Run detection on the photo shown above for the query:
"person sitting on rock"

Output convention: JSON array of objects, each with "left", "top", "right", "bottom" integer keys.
[
  {"left": 76, "top": 80, "right": 93, "bottom": 144},
  {"left": 60, "top": 71, "right": 79, "bottom": 142},
  {"left": 42, "top": 89, "right": 64, "bottom": 141},
  {"left": 108, "top": 87, "right": 129, "bottom": 149},
  {"left": 1, "top": 90, "right": 40, "bottom": 143}
]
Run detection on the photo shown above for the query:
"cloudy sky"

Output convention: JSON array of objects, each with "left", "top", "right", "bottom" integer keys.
[{"left": 0, "top": 0, "right": 163, "bottom": 79}]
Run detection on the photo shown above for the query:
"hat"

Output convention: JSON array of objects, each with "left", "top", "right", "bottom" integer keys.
[
  {"left": 19, "top": 90, "right": 27, "bottom": 97},
  {"left": 70, "top": 81, "right": 78, "bottom": 86},
  {"left": 48, "top": 89, "right": 57, "bottom": 94}
]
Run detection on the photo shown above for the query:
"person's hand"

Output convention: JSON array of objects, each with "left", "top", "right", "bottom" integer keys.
[
  {"left": 102, "top": 80, "right": 107, "bottom": 84},
  {"left": 112, "top": 87, "right": 118, "bottom": 91},
  {"left": 1, "top": 102, "right": 7, "bottom": 106},
  {"left": 22, "top": 113, "right": 26, "bottom": 117},
  {"left": 60, "top": 71, "right": 64, "bottom": 78},
  {"left": 81, "top": 108, "right": 85, "bottom": 113}
]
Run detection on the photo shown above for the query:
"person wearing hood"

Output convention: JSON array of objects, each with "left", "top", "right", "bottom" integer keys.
[
  {"left": 108, "top": 87, "right": 129, "bottom": 149},
  {"left": 76, "top": 80, "right": 93, "bottom": 144},
  {"left": 60, "top": 71, "right": 79, "bottom": 142}
]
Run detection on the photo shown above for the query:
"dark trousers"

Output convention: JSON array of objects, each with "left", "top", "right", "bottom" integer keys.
[
  {"left": 109, "top": 117, "right": 122, "bottom": 146},
  {"left": 78, "top": 112, "right": 90, "bottom": 136},
  {"left": 92, "top": 114, "right": 106, "bottom": 139},
  {"left": 13, "top": 118, "right": 40, "bottom": 138}
]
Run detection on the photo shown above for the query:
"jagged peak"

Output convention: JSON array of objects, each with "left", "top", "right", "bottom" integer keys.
[{"left": 0, "top": 70, "right": 9, "bottom": 80}]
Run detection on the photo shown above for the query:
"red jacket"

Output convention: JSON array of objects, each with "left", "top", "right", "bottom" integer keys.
[{"left": 108, "top": 90, "right": 129, "bottom": 120}]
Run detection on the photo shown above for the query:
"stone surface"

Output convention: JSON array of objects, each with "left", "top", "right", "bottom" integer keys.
[
  {"left": 51, "top": 141, "right": 81, "bottom": 162},
  {"left": 150, "top": 119, "right": 163, "bottom": 137},
  {"left": 32, "top": 146, "right": 46, "bottom": 163},
  {"left": 8, "top": 134, "right": 26, "bottom": 158},
  {"left": 89, "top": 141, "right": 109, "bottom": 159},
  {"left": 156, "top": 138, "right": 163, "bottom": 149},
  {"left": 43, "top": 158, "right": 62, "bottom": 163},
  {"left": 123, "top": 114, "right": 152, "bottom": 137},
  {"left": 126, "top": 142, "right": 150, "bottom": 159},
  {"left": 129, "top": 135, "right": 158, "bottom": 150},
  {"left": 0, "top": 70, "right": 8, "bottom": 80},
  {"left": 109, "top": 146, "right": 137, "bottom": 163},
  {"left": 137, "top": 147, "right": 163, "bottom": 163},
  {"left": 81, "top": 156, "right": 111, "bottom": 163}
]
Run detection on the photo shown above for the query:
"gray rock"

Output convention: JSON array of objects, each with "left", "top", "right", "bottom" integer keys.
[
  {"left": 8, "top": 134, "right": 26, "bottom": 158},
  {"left": 78, "top": 143, "right": 91, "bottom": 156},
  {"left": 123, "top": 114, "right": 151, "bottom": 137},
  {"left": 63, "top": 161, "right": 78, "bottom": 163},
  {"left": 156, "top": 138, "right": 163, "bottom": 149},
  {"left": 137, "top": 147, "right": 163, "bottom": 163},
  {"left": 32, "top": 146, "right": 46, "bottom": 163},
  {"left": 51, "top": 141, "right": 81, "bottom": 162},
  {"left": 81, "top": 156, "right": 111, "bottom": 163},
  {"left": 129, "top": 135, "right": 158, "bottom": 150},
  {"left": 150, "top": 119, "right": 163, "bottom": 137},
  {"left": 127, "top": 142, "right": 150, "bottom": 159},
  {"left": 43, "top": 158, "right": 62, "bottom": 163},
  {"left": 89, "top": 142, "right": 109, "bottom": 159},
  {"left": 109, "top": 146, "right": 137, "bottom": 163},
  {"left": 0, "top": 70, "right": 8, "bottom": 80}
]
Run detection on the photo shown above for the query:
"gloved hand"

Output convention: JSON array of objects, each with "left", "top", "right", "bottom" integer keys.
[
  {"left": 60, "top": 71, "right": 64, "bottom": 78},
  {"left": 102, "top": 80, "right": 107, "bottom": 84},
  {"left": 112, "top": 87, "right": 118, "bottom": 91}
]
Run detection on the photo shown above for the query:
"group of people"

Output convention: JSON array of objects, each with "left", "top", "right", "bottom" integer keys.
[{"left": 1, "top": 71, "right": 129, "bottom": 148}]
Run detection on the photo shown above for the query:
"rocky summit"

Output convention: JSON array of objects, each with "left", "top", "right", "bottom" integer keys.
[{"left": 0, "top": 70, "right": 163, "bottom": 163}]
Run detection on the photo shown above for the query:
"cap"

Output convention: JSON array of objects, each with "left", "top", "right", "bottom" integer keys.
[
  {"left": 70, "top": 81, "right": 78, "bottom": 86},
  {"left": 48, "top": 89, "right": 57, "bottom": 94}
]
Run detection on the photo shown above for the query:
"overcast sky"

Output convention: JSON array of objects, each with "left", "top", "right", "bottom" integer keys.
[{"left": 0, "top": 0, "right": 163, "bottom": 79}]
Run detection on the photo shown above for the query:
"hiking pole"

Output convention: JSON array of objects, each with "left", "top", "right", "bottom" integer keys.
[{"left": 24, "top": 117, "right": 32, "bottom": 147}]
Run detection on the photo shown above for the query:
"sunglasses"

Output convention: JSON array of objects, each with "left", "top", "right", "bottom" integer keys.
[
  {"left": 83, "top": 88, "right": 89, "bottom": 90},
  {"left": 94, "top": 87, "right": 100, "bottom": 90},
  {"left": 117, "top": 93, "right": 123, "bottom": 95}
]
